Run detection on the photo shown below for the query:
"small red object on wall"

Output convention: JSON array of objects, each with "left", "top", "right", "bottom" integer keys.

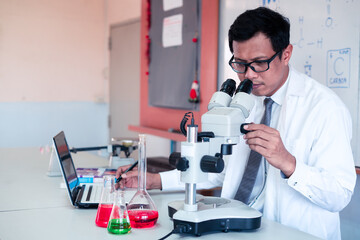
[{"left": 189, "top": 80, "right": 199, "bottom": 103}]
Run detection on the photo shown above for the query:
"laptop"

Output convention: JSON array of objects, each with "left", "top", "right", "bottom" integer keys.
[
  {"left": 53, "top": 131, "right": 106, "bottom": 208},
  {"left": 53, "top": 131, "right": 137, "bottom": 208}
]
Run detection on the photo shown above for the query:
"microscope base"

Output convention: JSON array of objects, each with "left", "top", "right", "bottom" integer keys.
[{"left": 168, "top": 197, "right": 262, "bottom": 236}]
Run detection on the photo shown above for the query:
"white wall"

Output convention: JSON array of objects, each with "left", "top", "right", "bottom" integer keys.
[
  {"left": 0, "top": 0, "right": 107, "bottom": 103},
  {"left": 107, "top": 0, "right": 141, "bottom": 25},
  {"left": 0, "top": 0, "right": 109, "bottom": 147},
  {"left": 0, "top": 0, "right": 170, "bottom": 157}
]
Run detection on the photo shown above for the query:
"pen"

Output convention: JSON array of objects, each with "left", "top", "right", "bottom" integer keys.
[{"left": 115, "top": 161, "right": 138, "bottom": 183}]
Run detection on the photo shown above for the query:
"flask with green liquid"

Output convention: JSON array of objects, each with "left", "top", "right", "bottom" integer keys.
[{"left": 107, "top": 189, "right": 131, "bottom": 234}]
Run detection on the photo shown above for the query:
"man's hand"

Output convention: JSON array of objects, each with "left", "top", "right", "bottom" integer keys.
[
  {"left": 243, "top": 123, "right": 296, "bottom": 177},
  {"left": 115, "top": 164, "right": 162, "bottom": 189}
]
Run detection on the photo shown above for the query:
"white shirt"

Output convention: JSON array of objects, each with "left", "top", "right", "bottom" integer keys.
[{"left": 160, "top": 66, "right": 357, "bottom": 240}]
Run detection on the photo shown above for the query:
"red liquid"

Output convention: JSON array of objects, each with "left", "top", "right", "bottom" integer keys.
[
  {"left": 95, "top": 204, "right": 113, "bottom": 227},
  {"left": 128, "top": 210, "right": 158, "bottom": 228}
]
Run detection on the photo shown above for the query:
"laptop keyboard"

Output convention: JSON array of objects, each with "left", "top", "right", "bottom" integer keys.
[{"left": 81, "top": 184, "right": 102, "bottom": 203}]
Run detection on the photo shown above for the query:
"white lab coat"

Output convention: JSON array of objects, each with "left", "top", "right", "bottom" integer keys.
[{"left": 160, "top": 66, "right": 356, "bottom": 240}]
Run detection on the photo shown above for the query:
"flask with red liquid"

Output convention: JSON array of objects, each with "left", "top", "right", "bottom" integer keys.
[
  {"left": 127, "top": 134, "right": 159, "bottom": 228},
  {"left": 95, "top": 175, "right": 115, "bottom": 227}
]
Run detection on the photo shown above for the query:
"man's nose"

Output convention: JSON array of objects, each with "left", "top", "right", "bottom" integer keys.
[{"left": 244, "top": 66, "right": 258, "bottom": 79}]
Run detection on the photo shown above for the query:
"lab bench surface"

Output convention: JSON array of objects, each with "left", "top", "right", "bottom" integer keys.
[{"left": 0, "top": 148, "right": 321, "bottom": 240}]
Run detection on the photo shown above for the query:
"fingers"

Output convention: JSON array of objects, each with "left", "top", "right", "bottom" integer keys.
[
  {"left": 115, "top": 172, "right": 138, "bottom": 189},
  {"left": 115, "top": 164, "right": 131, "bottom": 178},
  {"left": 115, "top": 164, "right": 139, "bottom": 189},
  {"left": 115, "top": 167, "right": 162, "bottom": 190},
  {"left": 243, "top": 123, "right": 280, "bottom": 157},
  {"left": 242, "top": 123, "right": 296, "bottom": 176},
  {"left": 116, "top": 177, "right": 137, "bottom": 189},
  {"left": 115, "top": 164, "right": 138, "bottom": 178},
  {"left": 244, "top": 126, "right": 271, "bottom": 147},
  {"left": 243, "top": 124, "right": 280, "bottom": 142},
  {"left": 121, "top": 169, "right": 139, "bottom": 179},
  {"left": 243, "top": 123, "right": 276, "bottom": 134}
]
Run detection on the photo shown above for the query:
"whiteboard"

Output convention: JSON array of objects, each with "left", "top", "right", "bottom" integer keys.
[{"left": 218, "top": 0, "right": 360, "bottom": 166}]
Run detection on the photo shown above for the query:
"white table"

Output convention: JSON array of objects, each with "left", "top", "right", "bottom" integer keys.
[{"left": 0, "top": 148, "right": 321, "bottom": 240}]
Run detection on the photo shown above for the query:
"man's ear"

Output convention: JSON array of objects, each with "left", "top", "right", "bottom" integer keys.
[{"left": 282, "top": 44, "right": 293, "bottom": 66}]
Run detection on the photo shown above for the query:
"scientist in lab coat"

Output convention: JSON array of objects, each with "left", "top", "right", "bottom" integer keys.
[{"left": 117, "top": 7, "right": 356, "bottom": 240}]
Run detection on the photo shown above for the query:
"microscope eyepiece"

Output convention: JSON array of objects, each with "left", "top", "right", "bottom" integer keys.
[
  {"left": 220, "top": 79, "right": 237, "bottom": 97},
  {"left": 236, "top": 79, "right": 253, "bottom": 94}
]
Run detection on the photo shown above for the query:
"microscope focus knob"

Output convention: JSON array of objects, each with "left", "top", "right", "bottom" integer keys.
[
  {"left": 200, "top": 155, "right": 224, "bottom": 173},
  {"left": 169, "top": 152, "right": 189, "bottom": 171}
]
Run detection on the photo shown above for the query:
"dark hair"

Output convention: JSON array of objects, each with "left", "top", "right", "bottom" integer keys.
[{"left": 228, "top": 7, "right": 290, "bottom": 55}]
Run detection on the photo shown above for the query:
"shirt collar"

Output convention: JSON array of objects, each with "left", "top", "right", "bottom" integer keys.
[{"left": 268, "top": 69, "right": 290, "bottom": 106}]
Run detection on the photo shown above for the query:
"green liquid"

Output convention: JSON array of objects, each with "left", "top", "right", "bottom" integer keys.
[{"left": 107, "top": 218, "right": 131, "bottom": 234}]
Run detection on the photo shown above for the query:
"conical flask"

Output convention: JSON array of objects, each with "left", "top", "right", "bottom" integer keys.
[
  {"left": 107, "top": 189, "right": 131, "bottom": 234},
  {"left": 127, "top": 134, "right": 159, "bottom": 228},
  {"left": 95, "top": 175, "right": 115, "bottom": 227}
]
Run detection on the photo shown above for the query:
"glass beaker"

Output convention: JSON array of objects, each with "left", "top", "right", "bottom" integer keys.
[
  {"left": 107, "top": 189, "right": 131, "bottom": 234},
  {"left": 95, "top": 175, "right": 115, "bottom": 227},
  {"left": 127, "top": 134, "right": 159, "bottom": 228}
]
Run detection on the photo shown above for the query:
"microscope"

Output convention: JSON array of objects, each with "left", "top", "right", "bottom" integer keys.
[{"left": 167, "top": 79, "right": 262, "bottom": 236}]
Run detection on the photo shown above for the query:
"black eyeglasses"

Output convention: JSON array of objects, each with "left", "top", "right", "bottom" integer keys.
[{"left": 228, "top": 51, "right": 281, "bottom": 73}]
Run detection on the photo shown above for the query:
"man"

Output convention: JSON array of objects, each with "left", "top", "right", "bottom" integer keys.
[{"left": 117, "top": 7, "right": 356, "bottom": 240}]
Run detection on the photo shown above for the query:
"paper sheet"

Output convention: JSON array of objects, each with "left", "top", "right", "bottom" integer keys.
[
  {"left": 163, "top": 0, "right": 183, "bottom": 11},
  {"left": 162, "top": 14, "right": 183, "bottom": 48}
]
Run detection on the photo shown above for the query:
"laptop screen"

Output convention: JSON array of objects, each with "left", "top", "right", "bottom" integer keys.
[{"left": 53, "top": 131, "right": 79, "bottom": 191}]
